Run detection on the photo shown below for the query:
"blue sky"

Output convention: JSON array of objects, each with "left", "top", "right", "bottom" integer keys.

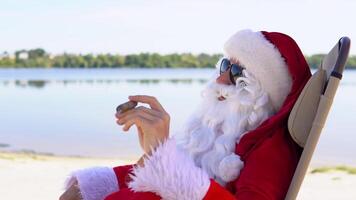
[{"left": 0, "top": 0, "right": 355, "bottom": 55}]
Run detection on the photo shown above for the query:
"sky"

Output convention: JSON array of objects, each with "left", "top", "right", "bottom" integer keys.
[{"left": 0, "top": 0, "right": 355, "bottom": 55}]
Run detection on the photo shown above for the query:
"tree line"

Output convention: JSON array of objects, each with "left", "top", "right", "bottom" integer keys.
[{"left": 0, "top": 48, "right": 355, "bottom": 69}]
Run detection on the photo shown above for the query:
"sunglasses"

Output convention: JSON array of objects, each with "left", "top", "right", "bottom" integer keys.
[{"left": 220, "top": 58, "right": 245, "bottom": 84}]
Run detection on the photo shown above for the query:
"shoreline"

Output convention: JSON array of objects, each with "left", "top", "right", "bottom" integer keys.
[
  {"left": 1, "top": 148, "right": 354, "bottom": 168},
  {"left": 0, "top": 149, "right": 140, "bottom": 163},
  {"left": 2, "top": 150, "right": 355, "bottom": 172}
]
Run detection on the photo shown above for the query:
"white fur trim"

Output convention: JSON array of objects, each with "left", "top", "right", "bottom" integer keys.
[
  {"left": 129, "top": 138, "right": 211, "bottom": 200},
  {"left": 224, "top": 29, "right": 292, "bottom": 111},
  {"left": 65, "top": 167, "right": 119, "bottom": 200}
]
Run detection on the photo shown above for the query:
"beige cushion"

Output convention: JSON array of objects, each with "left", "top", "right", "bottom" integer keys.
[{"left": 288, "top": 69, "right": 327, "bottom": 147}]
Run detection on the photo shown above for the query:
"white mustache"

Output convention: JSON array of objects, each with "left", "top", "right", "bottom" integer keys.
[
  {"left": 202, "top": 81, "right": 237, "bottom": 99},
  {"left": 202, "top": 75, "right": 254, "bottom": 100}
]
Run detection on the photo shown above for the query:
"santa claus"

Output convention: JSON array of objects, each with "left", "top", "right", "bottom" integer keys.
[{"left": 60, "top": 29, "right": 311, "bottom": 200}]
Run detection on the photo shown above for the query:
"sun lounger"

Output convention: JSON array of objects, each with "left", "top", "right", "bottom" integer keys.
[{"left": 285, "top": 36, "right": 351, "bottom": 200}]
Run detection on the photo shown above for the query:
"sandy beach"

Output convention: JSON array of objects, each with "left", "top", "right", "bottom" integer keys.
[
  {"left": 1, "top": 151, "right": 355, "bottom": 200},
  {"left": 0, "top": 151, "right": 134, "bottom": 200}
]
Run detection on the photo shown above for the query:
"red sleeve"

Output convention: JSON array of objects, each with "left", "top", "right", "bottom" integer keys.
[
  {"left": 107, "top": 165, "right": 161, "bottom": 200},
  {"left": 105, "top": 188, "right": 161, "bottom": 200},
  {"left": 113, "top": 164, "right": 135, "bottom": 190},
  {"left": 203, "top": 180, "right": 235, "bottom": 200},
  {"left": 203, "top": 179, "right": 267, "bottom": 200}
]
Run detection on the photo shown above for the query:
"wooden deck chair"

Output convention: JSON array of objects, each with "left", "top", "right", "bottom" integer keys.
[{"left": 285, "top": 37, "right": 351, "bottom": 200}]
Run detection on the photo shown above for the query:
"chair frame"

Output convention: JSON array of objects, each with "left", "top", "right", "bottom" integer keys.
[{"left": 285, "top": 37, "right": 351, "bottom": 200}]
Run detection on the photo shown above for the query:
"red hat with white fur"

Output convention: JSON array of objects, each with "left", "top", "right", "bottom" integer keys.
[{"left": 224, "top": 29, "right": 295, "bottom": 112}]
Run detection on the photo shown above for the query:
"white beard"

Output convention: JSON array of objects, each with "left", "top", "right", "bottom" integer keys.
[{"left": 178, "top": 69, "right": 273, "bottom": 186}]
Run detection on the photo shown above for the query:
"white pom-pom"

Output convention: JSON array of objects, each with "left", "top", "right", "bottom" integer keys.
[{"left": 218, "top": 153, "right": 244, "bottom": 182}]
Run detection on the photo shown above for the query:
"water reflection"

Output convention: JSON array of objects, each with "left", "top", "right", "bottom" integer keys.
[
  {"left": 3, "top": 76, "right": 355, "bottom": 89},
  {"left": 1, "top": 78, "right": 208, "bottom": 88},
  {"left": 0, "top": 143, "right": 10, "bottom": 148},
  {"left": 28, "top": 80, "right": 46, "bottom": 88},
  {"left": 1, "top": 69, "right": 356, "bottom": 164}
]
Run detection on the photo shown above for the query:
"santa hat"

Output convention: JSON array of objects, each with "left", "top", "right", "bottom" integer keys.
[{"left": 224, "top": 29, "right": 296, "bottom": 112}]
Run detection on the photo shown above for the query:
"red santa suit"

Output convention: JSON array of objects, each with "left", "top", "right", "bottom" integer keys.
[{"left": 65, "top": 30, "right": 311, "bottom": 200}]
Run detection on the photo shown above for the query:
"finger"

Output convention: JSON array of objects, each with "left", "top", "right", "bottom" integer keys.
[
  {"left": 116, "top": 106, "right": 158, "bottom": 119},
  {"left": 137, "top": 126, "right": 144, "bottom": 148},
  {"left": 132, "top": 106, "right": 162, "bottom": 118},
  {"left": 136, "top": 106, "right": 170, "bottom": 122},
  {"left": 117, "top": 108, "right": 158, "bottom": 124},
  {"left": 122, "top": 115, "right": 152, "bottom": 132},
  {"left": 128, "top": 95, "right": 165, "bottom": 112},
  {"left": 59, "top": 183, "right": 82, "bottom": 200},
  {"left": 138, "top": 106, "right": 161, "bottom": 116},
  {"left": 130, "top": 106, "right": 170, "bottom": 123}
]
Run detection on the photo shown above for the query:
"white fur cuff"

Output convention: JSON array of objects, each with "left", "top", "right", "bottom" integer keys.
[
  {"left": 65, "top": 167, "right": 119, "bottom": 200},
  {"left": 129, "top": 138, "right": 211, "bottom": 200}
]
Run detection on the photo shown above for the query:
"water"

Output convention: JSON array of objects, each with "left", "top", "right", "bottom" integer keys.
[{"left": 0, "top": 68, "right": 355, "bottom": 166}]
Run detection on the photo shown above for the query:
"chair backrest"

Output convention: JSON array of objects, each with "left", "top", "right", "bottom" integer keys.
[{"left": 285, "top": 37, "right": 351, "bottom": 200}]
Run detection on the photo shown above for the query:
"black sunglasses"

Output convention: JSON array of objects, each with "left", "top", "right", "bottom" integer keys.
[{"left": 220, "top": 58, "right": 245, "bottom": 84}]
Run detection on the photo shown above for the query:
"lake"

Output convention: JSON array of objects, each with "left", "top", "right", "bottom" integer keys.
[{"left": 0, "top": 68, "right": 355, "bottom": 166}]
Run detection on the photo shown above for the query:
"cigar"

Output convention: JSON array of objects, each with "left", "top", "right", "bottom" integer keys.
[{"left": 116, "top": 101, "right": 138, "bottom": 114}]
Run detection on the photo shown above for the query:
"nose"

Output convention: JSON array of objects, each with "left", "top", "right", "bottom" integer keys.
[{"left": 216, "top": 70, "right": 233, "bottom": 85}]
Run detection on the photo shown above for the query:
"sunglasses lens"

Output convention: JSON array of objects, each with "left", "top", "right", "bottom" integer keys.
[
  {"left": 220, "top": 59, "right": 230, "bottom": 74},
  {"left": 231, "top": 64, "right": 244, "bottom": 79}
]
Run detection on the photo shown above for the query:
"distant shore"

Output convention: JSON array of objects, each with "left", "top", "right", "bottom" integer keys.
[
  {"left": 1, "top": 151, "right": 355, "bottom": 200},
  {"left": 1, "top": 49, "right": 356, "bottom": 69}
]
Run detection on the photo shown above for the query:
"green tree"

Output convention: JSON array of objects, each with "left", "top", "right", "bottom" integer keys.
[{"left": 1, "top": 49, "right": 356, "bottom": 69}]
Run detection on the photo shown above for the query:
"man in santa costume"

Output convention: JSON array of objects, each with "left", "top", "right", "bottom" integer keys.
[{"left": 60, "top": 29, "right": 311, "bottom": 200}]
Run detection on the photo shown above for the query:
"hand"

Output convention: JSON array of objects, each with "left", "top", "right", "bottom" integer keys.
[
  {"left": 59, "top": 179, "right": 82, "bottom": 200},
  {"left": 115, "top": 95, "right": 170, "bottom": 154}
]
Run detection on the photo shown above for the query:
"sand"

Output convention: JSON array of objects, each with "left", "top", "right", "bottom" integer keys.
[
  {"left": 0, "top": 151, "right": 355, "bottom": 200},
  {"left": 0, "top": 152, "right": 133, "bottom": 200}
]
